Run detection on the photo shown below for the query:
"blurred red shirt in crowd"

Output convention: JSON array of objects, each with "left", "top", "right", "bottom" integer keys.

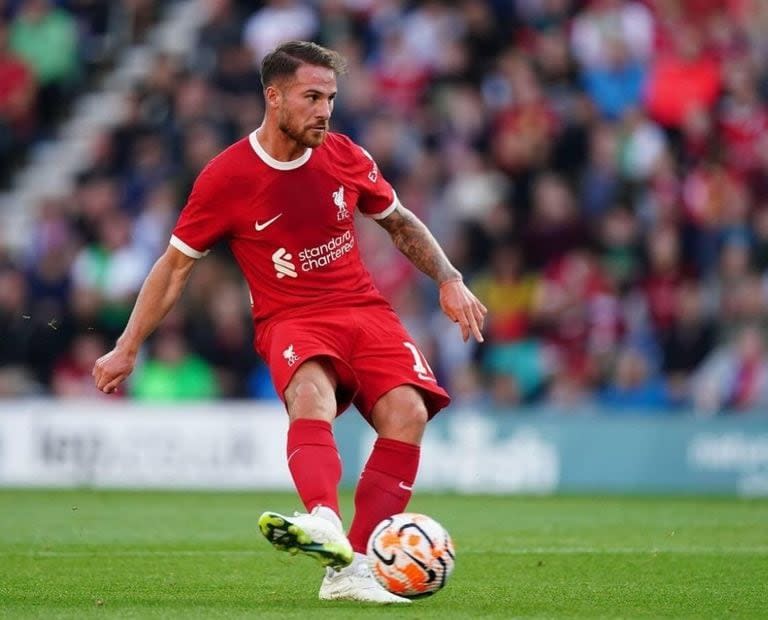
[{"left": 645, "top": 26, "right": 720, "bottom": 128}]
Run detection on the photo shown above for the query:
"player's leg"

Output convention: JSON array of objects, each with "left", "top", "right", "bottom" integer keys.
[
  {"left": 344, "top": 308, "right": 448, "bottom": 555},
  {"left": 318, "top": 385, "right": 425, "bottom": 604},
  {"left": 284, "top": 358, "right": 343, "bottom": 520},
  {"left": 346, "top": 385, "right": 427, "bottom": 554},
  {"left": 256, "top": 315, "right": 412, "bottom": 602},
  {"left": 262, "top": 358, "right": 410, "bottom": 603},
  {"left": 259, "top": 358, "right": 353, "bottom": 569}
]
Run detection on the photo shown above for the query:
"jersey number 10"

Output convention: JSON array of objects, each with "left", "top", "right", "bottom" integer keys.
[{"left": 403, "top": 342, "right": 436, "bottom": 382}]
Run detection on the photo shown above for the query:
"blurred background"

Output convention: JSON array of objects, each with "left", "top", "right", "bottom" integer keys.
[{"left": 0, "top": 0, "right": 767, "bottom": 495}]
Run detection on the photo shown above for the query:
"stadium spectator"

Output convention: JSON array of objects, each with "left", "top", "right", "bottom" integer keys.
[
  {"left": 51, "top": 330, "right": 113, "bottom": 398},
  {"left": 0, "top": 265, "right": 32, "bottom": 376},
  {"left": 570, "top": 0, "right": 654, "bottom": 71},
  {"left": 195, "top": 0, "right": 244, "bottom": 74},
  {"left": 69, "top": 208, "right": 151, "bottom": 335},
  {"left": 617, "top": 108, "right": 666, "bottom": 182},
  {"left": 472, "top": 240, "right": 535, "bottom": 344},
  {"left": 523, "top": 173, "right": 586, "bottom": 269},
  {"left": 750, "top": 205, "right": 768, "bottom": 272},
  {"left": 23, "top": 197, "right": 77, "bottom": 331},
  {"left": 661, "top": 280, "right": 717, "bottom": 401},
  {"left": 132, "top": 182, "right": 178, "bottom": 261},
  {"left": 581, "top": 40, "right": 647, "bottom": 121},
  {"left": 490, "top": 53, "right": 558, "bottom": 178},
  {"left": 645, "top": 25, "right": 721, "bottom": 129},
  {"left": 370, "top": 29, "right": 431, "bottom": 115},
  {"left": 187, "top": 279, "right": 260, "bottom": 397},
  {"left": 130, "top": 326, "right": 219, "bottom": 400},
  {"left": 484, "top": 339, "right": 551, "bottom": 406},
  {"left": 579, "top": 122, "right": 621, "bottom": 219},
  {"left": 718, "top": 62, "right": 768, "bottom": 175},
  {"left": 638, "top": 225, "right": 692, "bottom": 337},
  {"left": 596, "top": 205, "right": 642, "bottom": 293},
  {"left": 243, "top": 0, "right": 318, "bottom": 64},
  {"left": 691, "top": 324, "right": 768, "bottom": 413},
  {"left": 9, "top": 0, "right": 79, "bottom": 127},
  {"left": 121, "top": 130, "right": 176, "bottom": 215},
  {"left": 599, "top": 347, "right": 673, "bottom": 411},
  {"left": 0, "top": 21, "right": 36, "bottom": 168}
]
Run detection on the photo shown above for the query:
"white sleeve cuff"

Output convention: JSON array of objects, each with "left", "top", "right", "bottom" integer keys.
[
  {"left": 170, "top": 235, "right": 208, "bottom": 259},
  {"left": 366, "top": 192, "right": 399, "bottom": 220}
]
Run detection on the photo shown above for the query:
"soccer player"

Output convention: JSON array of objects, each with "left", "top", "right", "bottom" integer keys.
[{"left": 92, "top": 41, "right": 486, "bottom": 604}]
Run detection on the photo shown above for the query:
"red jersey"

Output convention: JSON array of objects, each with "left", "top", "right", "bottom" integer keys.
[{"left": 171, "top": 131, "right": 397, "bottom": 331}]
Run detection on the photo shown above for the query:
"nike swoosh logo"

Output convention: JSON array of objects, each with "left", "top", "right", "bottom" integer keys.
[
  {"left": 398, "top": 481, "right": 412, "bottom": 491},
  {"left": 254, "top": 213, "right": 282, "bottom": 231},
  {"left": 376, "top": 551, "right": 396, "bottom": 565}
]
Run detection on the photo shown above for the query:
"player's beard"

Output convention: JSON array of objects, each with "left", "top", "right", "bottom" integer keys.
[{"left": 278, "top": 112, "right": 327, "bottom": 149}]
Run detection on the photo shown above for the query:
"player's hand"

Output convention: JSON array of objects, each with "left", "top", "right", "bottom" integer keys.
[
  {"left": 439, "top": 278, "right": 488, "bottom": 343},
  {"left": 92, "top": 346, "right": 136, "bottom": 394}
]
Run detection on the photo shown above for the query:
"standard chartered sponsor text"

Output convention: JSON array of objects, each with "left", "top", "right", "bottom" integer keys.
[{"left": 298, "top": 230, "right": 354, "bottom": 271}]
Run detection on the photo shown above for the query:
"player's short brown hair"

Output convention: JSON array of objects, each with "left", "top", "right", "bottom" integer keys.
[{"left": 260, "top": 41, "right": 347, "bottom": 87}]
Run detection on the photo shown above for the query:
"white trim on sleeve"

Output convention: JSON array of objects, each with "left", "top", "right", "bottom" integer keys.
[
  {"left": 170, "top": 235, "right": 208, "bottom": 259},
  {"left": 366, "top": 192, "right": 400, "bottom": 220}
]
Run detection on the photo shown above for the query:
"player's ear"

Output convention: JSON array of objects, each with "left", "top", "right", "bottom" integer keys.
[{"left": 264, "top": 84, "right": 282, "bottom": 110}]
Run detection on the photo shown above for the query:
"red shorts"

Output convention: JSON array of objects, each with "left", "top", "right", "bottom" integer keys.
[{"left": 256, "top": 305, "right": 450, "bottom": 421}]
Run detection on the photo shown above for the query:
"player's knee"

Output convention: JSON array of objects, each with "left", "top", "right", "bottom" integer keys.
[
  {"left": 400, "top": 399, "right": 428, "bottom": 433},
  {"left": 374, "top": 390, "right": 428, "bottom": 443},
  {"left": 287, "top": 380, "right": 336, "bottom": 422}
]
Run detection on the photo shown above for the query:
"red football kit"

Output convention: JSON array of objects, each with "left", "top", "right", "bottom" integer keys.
[{"left": 171, "top": 131, "right": 450, "bottom": 418}]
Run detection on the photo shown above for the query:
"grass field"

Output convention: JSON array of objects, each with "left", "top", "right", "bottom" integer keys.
[{"left": 0, "top": 490, "right": 766, "bottom": 618}]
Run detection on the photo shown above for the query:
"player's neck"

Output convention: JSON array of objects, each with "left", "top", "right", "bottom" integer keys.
[{"left": 254, "top": 125, "right": 308, "bottom": 162}]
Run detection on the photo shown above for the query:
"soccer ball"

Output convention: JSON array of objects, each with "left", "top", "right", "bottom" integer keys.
[{"left": 366, "top": 512, "right": 455, "bottom": 598}]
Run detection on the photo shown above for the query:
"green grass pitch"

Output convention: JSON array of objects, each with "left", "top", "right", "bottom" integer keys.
[{"left": 0, "top": 490, "right": 766, "bottom": 618}]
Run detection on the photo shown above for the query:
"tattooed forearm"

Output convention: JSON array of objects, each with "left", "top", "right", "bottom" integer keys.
[{"left": 375, "top": 204, "right": 461, "bottom": 283}]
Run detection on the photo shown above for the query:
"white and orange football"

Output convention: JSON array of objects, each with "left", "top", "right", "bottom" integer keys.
[{"left": 366, "top": 512, "right": 455, "bottom": 598}]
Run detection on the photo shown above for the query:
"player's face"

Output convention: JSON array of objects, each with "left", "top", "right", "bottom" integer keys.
[{"left": 277, "top": 65, "right": 337, "bottom": 148}]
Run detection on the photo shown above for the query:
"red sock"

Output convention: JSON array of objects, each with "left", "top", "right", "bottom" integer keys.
[
  {"left": 286, "top": 419, "right": 341, "bottom": 516},
  {"left": 347, "top": 437, "right": 420, "bottom": 553}
]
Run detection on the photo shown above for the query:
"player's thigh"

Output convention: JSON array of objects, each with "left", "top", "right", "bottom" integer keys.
[{"left": 258, "top": 315, "right": 360, "bottom": 415}]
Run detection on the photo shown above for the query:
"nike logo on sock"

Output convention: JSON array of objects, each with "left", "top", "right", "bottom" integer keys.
[
  {"left": 398, "top": 481, "right": 412, "bottom": 491},
  {"left": 287, "top": 448, "right": 301, "bottom": 464}
]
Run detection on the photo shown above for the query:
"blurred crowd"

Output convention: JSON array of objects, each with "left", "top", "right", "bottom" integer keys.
[
  {"left": 0, "top": 0, "right": 167, "bottom": 183},
  {"left": 2, "top": 0, "right": 768, "bottom": 416}
]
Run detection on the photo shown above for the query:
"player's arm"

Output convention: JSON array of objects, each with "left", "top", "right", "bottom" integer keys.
[
  {"left": 375, "top": 204, "right": 487, "bottom": 342},
  {"left": 92, "top": 245, "right": 196, "bottom": 393}
]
